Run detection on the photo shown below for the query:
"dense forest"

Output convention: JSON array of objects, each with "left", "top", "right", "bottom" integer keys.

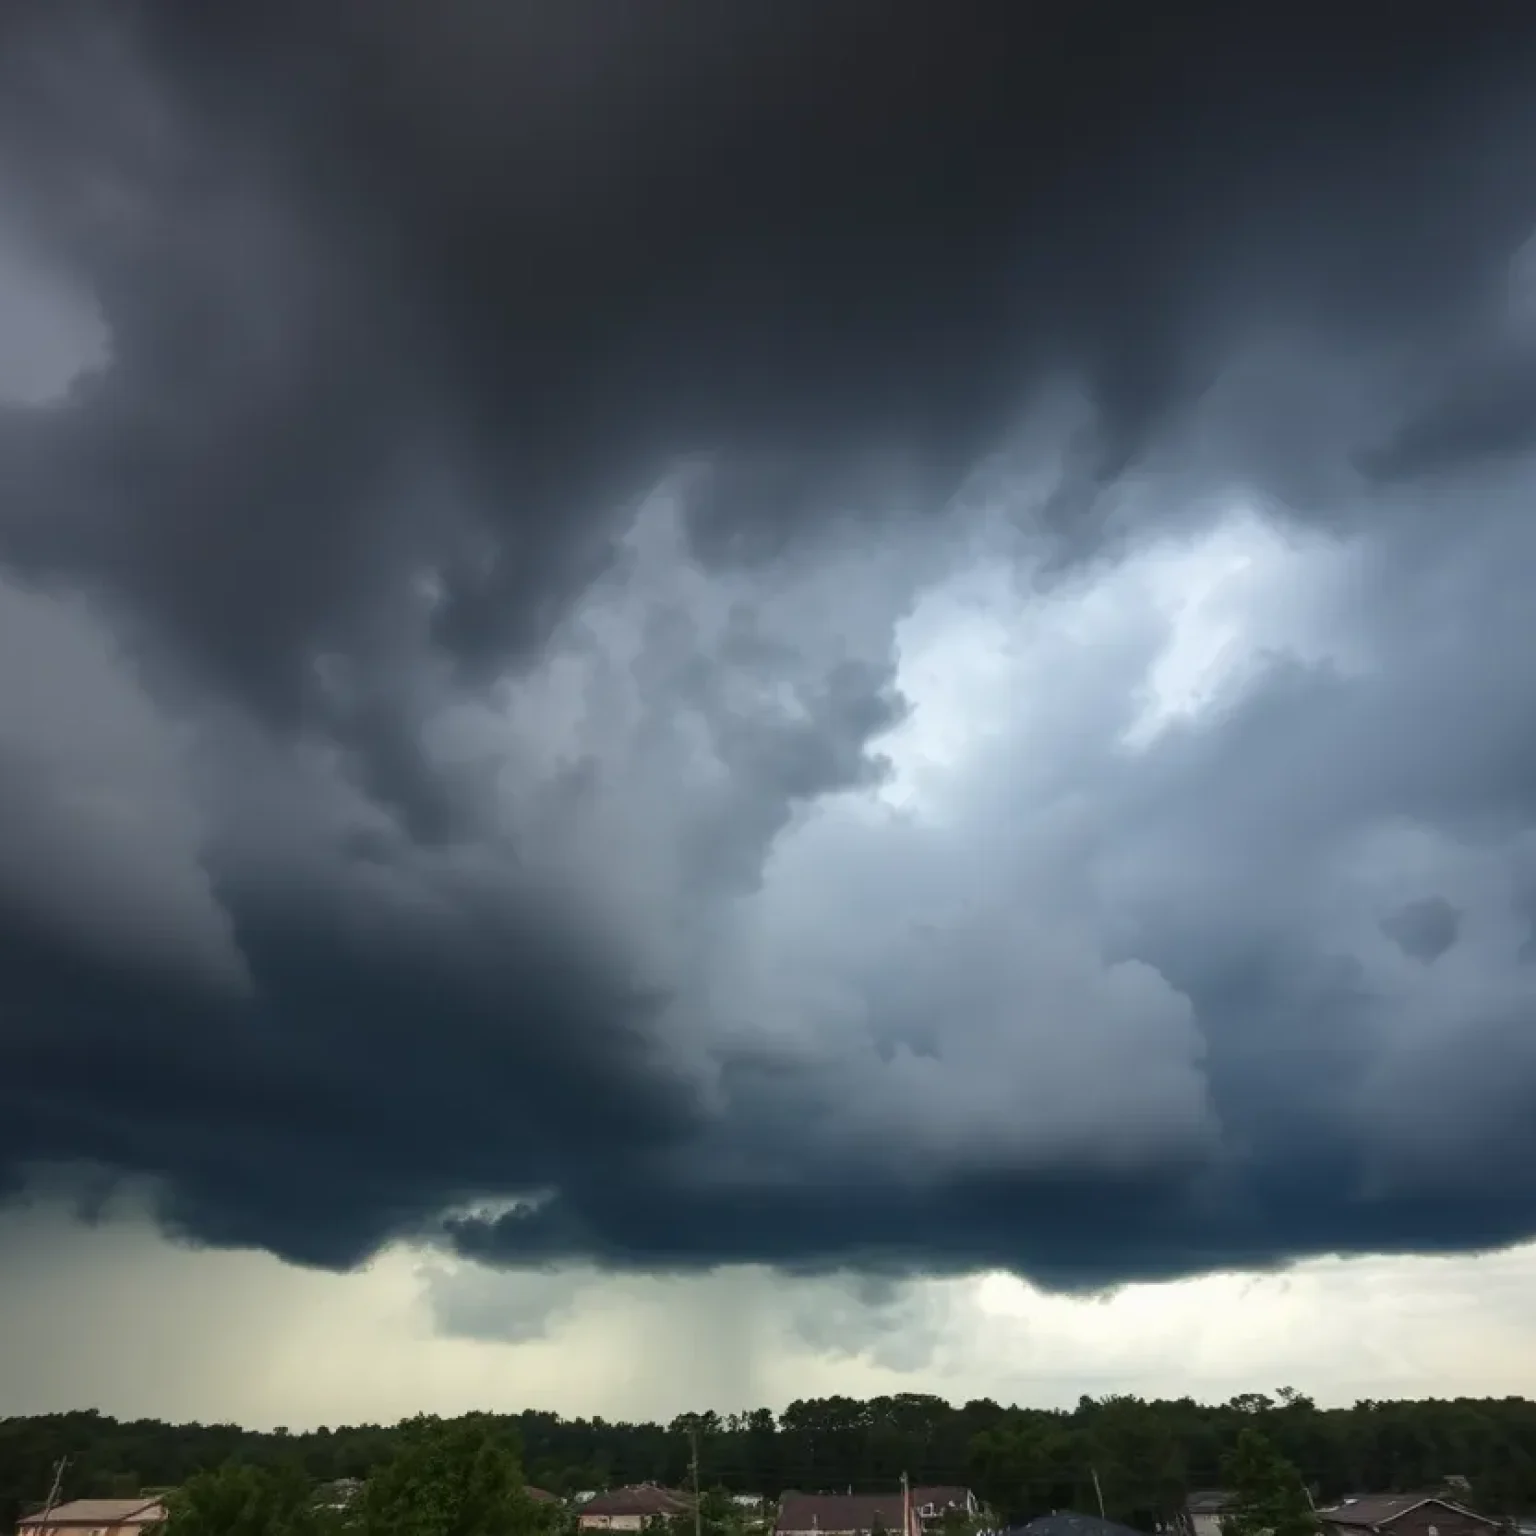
[{"left": 5, "top": 1391, "right": 1536, "bottom": 1534}]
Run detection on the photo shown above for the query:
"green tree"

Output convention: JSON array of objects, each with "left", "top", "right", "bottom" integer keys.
[
  {"left": 167, "top": 1462, "right": 341, "bottom": 1536},
  {"left": 1082, "top": 1394, "right": 1187, "bottom": 1530},
  {"left": 935, "top": 1510, "right": 985, "bottom": 1536},
  {"left": 701, "top": 1487, "right": 739, "bottom": 1536},
  {"left": 8, "top": 1388, "right": 1536, "bottom": 1529},
  {"left": 661, "top": 1489, "right": 740, "bottom": 1536},
  {"left": 1220, "top": 1429, "right": 1319, "bottom": 1536},
  {"left": 360, "top": 1416, "right": 542, "bottom": 1536}
]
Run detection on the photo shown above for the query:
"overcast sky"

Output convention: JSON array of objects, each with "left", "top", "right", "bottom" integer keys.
[{"left": 4, "top": 0, "right": 1536, "bottom": 1426}]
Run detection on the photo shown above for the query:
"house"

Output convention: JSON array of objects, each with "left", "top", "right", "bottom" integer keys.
[
  {"left": 527, "top": 1489, "right": 561, "bottom": 1506},
  {"left": 1010, "top": 1515, "right": 1147, "bottom": 1536},
  {"left": 18, "top": 1499, "right": 168, "bottom": 1536},
  {"left": 1317, "top": 1495, "right": 1499, "bottom": 1536},
  {"left": 775, "top": 1492, "right": 923, "bottom": 1536},
  {"left": 913, "top": 1491, "right": 980, "bottom": 1528},
  {"left": 315, "top": 1480, "right": 364, "bottom": 1512},
  {"left": 577, "top": 1485, "right": 691, "bottom": 1531},
  {"left": 1184, "top": 1492, "right": 1236, "bottom": 1536}
]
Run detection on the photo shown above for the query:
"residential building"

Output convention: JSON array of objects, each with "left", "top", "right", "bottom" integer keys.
[
  {"left": 577, "top": 1485, "right": 691, "bottom": 1531},
  {"left": 17, "top": 1499, "right": 168, "bottom": 1536},
  {"left": 775, "top": 1492, "right": 923, "bottom": 1536},
  {"left": 527, "top": 1489, "right": 561, "bottom": 1506},
  {"left": 315, "top": 1480, "right": 364, "bottom": 1512},
  {"left": 1184, "top": 1492, "right": 1236, "bottom": 1536},
  {"left": 1009, "top": 1515, "right": 1147, "bottom": 1536},
  {"left": 913, "top": 1491, "right": 980, "bottom": 1528},
  {"left": 1317, "top": 1495, "right": 1499, "bottom": 1536}
]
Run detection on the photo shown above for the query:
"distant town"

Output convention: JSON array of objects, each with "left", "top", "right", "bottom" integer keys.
[{"left": 4, "top": 1394, "right": 1536, "bottom": 1536}]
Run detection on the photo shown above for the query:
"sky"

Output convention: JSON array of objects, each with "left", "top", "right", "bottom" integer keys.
[{"left": 4, "top": 0, "right": 1536, "bottom": 1427}]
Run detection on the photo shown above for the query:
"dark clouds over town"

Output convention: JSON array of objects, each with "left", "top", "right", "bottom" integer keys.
[{"left": 4, "top": 0, "right": 1536, "bottom": 1322}]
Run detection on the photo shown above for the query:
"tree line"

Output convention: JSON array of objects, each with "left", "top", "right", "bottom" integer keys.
[
  {"left": 4, "top": 1390, "right": 1536, "bottom": 1535},
  {"left": 167, "top": 1418, "right": 560, "bottom": 1536}
]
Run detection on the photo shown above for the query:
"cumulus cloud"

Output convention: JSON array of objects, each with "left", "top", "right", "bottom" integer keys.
[{"left": 4, "top": 0, "right": 1536, "bottom": 1308}]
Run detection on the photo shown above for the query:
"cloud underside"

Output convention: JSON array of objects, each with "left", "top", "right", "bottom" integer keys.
[{"left": 3, "top": 3, "right": 1536, "bottom": 1292}]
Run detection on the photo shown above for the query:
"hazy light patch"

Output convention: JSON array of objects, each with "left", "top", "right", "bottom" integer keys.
[
  {"left": 4, "top": 1202, "right": 1536, "bottom": 1424},
  {"left": 0, "top": 219, "right": 109, "bottom": 405},
  {"left": 967, "top": 1244, "right": 1536, "bottom": 1405},
  {"left": 1122, "top": 511, "right": 1280, "bottom": 748},
  {"left": 878, "top": 558, "right": 1022, "bottom": 812},
  {"left": 876, "top": 499, "right": 1363, "bottom": 816},
  {"left": 1122, "top": 502, "right": 1364, "bottom": 749}
]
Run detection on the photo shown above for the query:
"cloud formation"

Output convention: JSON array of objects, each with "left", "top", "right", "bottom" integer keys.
[
  {"left": 4, "top": 1, "right": 1536, "bottom": 1296},
  {"left": 8, "top": 1200, "right": 1536, "bottom": 1427}
]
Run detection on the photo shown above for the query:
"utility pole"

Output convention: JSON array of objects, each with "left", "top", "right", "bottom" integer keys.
[
  {"left": 691, "top": 1425, "right": 703, "bottom": 1536},
  {"left": 39, "top": 1458, "right": 68, "bottom": 1530},
  {"left": 902, "top": 1471, "right": 911, "bottom": 1536},
  {"left": 1091, "top": 1467, "right": 1106, "bottom": 1521}
]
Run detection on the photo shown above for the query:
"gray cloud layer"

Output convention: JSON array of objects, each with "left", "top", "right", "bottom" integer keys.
[{"left": 4, "top": 2, "right": 1536, "bottom": 1291}]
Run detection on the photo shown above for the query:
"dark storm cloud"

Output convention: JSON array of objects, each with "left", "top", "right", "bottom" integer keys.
[
  {"left": 1362, "top": 354, "right": 1536, "bottom": 481},
  {"left": 0, "top": 866, "right": 694, "bottom": 1270},
  {"left": 1381, "top": 897, "right": 1463, "bottom": 966},
  {"left": 5, "top": 0, "right": 1536, "bottom": 1295},
  {"left": 7, "top": 0, "right": 1535, "bottom": 689}
]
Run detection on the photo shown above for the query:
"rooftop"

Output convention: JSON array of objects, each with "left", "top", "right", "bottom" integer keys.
[
  {"left": 1318, "top": 1496, "right": 1492, "bottom": 1529},
  {"left": 1187, "top": 1493, "right": 1235, "bottom": 1516},
  {"left": 22, "top": 1501, "right": 167, "bottom": 1528},
  {"left": 777, "top": 1493, "right": 912, "bottom": 1534},
  {"left": 913, "top": 1491, "right": 973, "bottom": 1513},
  {"left": 1012, "top": 1515, "right": 1147, "bottom": 1536},
  {"left": 581, "top": 1486, "right": 690, "bottom": 1518}
]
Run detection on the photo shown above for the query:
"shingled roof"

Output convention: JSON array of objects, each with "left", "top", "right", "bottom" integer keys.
[
  {"left": 912, "top": 1490, "right": 973, "bottom": 1516},
  {"left": 21, "top": 1501, "right": 167, "bottom": 1529},
  {"left": 1012, "top": 1515, "right": 1148, "bottom": 1536},
  {"left": 1186, "top": 1493, "right": 1235, "bottom": 1516},
  {"left": 580, "top": 1486, "right": 690, "bottom": 1518},
  {"left": 777, "top": 1493, "right": 913, "bottom": 1536},
  {"left": 1318, "top": 1497, "right": 1495, "bottom": 1530}
]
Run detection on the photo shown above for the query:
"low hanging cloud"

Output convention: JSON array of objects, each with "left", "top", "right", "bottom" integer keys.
[
  {"left": 4, "top": 2, "right": 1536, "bottom": 1296},
  {"left": 1381, "top": 898, "right": 1463, "bottom": 966}
]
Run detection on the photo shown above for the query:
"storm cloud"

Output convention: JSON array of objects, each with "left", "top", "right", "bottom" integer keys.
[{"left": 4, "top": 1, "right": 1536, "bottom": 1294}]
